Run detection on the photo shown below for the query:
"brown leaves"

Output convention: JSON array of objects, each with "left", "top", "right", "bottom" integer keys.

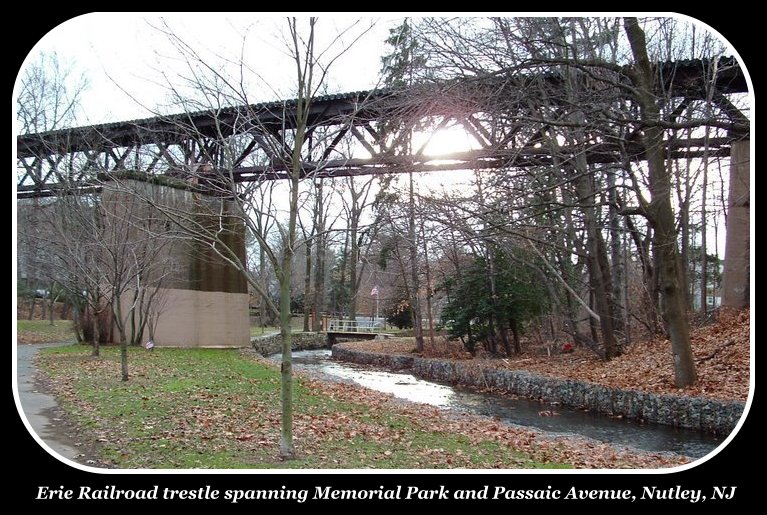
[
  {"left": 36, "top": 346, "right": 692, "bottom": 469},
  {"left": 296, "top": 367, "right": 687, "bottom": 469},
  {"left": 345, "top": 309, "right": 750, "bottom": 402}
]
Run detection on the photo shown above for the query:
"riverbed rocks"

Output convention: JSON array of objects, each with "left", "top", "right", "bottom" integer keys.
[{"left": 251, "top": 332, "right": 327, "bottom": 356}]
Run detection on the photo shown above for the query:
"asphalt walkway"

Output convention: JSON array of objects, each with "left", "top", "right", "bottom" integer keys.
[{"left": 15, "top": 342, "right": 81, "bottom": 461}]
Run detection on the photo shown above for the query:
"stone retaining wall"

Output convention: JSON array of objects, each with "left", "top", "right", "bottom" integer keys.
[
  {"left": 251, "top": 332, "right": 327, "bottom": 356},
  {"left": 332, "top": 346, "right": 744, "bottom": 435}
]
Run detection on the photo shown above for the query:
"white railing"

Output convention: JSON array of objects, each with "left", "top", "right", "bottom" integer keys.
[{"left": 327, "top": 319, "right": 382, "bottom": 332}]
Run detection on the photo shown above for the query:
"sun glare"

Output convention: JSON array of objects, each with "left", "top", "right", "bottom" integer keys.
[{"left": 415, "top": 126, "right": 481, "bottom": 157}]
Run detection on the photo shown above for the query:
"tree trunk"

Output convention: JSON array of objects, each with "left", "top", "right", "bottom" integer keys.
[
  {"left": 421, "top": 228, "right": 436, "bottom": 346},
  {"left": 312, "top": 242, "right": 326, "bottom": 331},
  {"left": 278, "top": 261, "right": 294, "bottom": 458},
  {"left": 675, "top": 153, "right": 692, "bottom": 309},
  {"left": 622, "top": 230, "right": 632, "bottom": 343},
  {"left": 347, "top": 213, "right": 359, "bottom": 321},
  {"left": 588, "top": 290, "right": 600, "bottom": 344},
  {"left": 623, "top": 212, "right": 658, "bottom": 334},
  {"left": 337, "top": 232, "right": 349, "bottom": 316},
  {"left": 278, "top": 185, "right": 299, "bottom": 458},
  {"left": 595, "top": 228, "right": 621, "bottom": 358},
  {"left": 27, "top": 296, "right": 35, "bottom": 320},
  {"left": 303, "top": 238, "right": 312, "bottom": 332},
  {"left": 120, "top": 337, "right": 129, "bottom": 381},
  {"left": 577, "top": 172, "right": 620, "bottom": 359},
  {"left": 625, "top": 17, "right": 696, "bottom": 387},
  {"left": 563, "top": 81, "right": 620, "bottom": 358},
  {"left": 509, "top": 318, "right": 521, "bottom": 354},
  {"left": 700, "top": 146, "right": 708, "bottom": 315},
  {"left": 92, "top": 306, "right": 100, "bottom": 357},
  {"left": 258, "top": 246, "right": 267, "bottom": 328},
  {"left": 487, "top": 248, "right": 512, "bottom": 356},
  {"left": 407, "top": 171, "right": 424, "bottom": 352},
  {"left": 278, "top": 62, "right": 309, "bottom": 457},
  {"left": 608, "top": 170, "right": 625, "bottom": 335},
  {"left": 312, "top": 180, "right": 326, "bottom": 331},
  {"left": 71, "top": 305, "right": 82, "bottom": 343},
  {"left": 48, "top": 295, "right": 55, "bottom": 326},
  {"left": 112, "top": 295, "right": 130, "bottom": 381}
]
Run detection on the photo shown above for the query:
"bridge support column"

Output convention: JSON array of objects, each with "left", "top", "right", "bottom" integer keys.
[
  {"left": 721, "top": 139, "right": 750, "bottom": 309},
  {"left": 107, "top": 179, "right": 250, "bottom": 347}
]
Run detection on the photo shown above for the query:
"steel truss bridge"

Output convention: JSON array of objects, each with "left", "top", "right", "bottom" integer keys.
[{"left": 16, "top": 57, "right": 748, "bottom": 199}]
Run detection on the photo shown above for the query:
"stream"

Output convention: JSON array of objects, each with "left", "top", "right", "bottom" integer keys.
[{"left": 279, "top": 349, "right": 724, "bottom": 459}]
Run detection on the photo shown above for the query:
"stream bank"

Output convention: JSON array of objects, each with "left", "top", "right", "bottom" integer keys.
[
  {"left": 276, "top": 350, "right": 724, "bottom": 458},
  {"left": 331, "top": 344, "right": 744, "bottom": 436}
]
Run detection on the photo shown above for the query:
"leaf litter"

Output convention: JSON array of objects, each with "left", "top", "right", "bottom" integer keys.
[
  {"left": 33, "top": 345, "right": 691, "bottom": 469},
  {"left": 345, "top": 308, "right": 750, "bottom": 401}
]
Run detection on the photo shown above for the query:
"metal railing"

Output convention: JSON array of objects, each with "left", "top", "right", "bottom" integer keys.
[{"left": 326, "top": 319, "right": 383, "bottom": 332}]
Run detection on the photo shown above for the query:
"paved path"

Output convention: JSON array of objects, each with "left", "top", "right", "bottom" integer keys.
[
  {"left": 250, "top": 331, "right": 281, "bottom": 340},
  {"left": 16, "top": 343, "right": 81, "bottom": 461}
]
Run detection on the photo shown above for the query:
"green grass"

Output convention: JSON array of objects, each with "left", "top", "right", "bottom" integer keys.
[
  {"left": 16, "top": 319, "right": 76, "bottom": 343},
  {"left": 37, "top": 345, "right": 571, "bottom": 469},
  {"left": 250, "top": 325, "right": 281, "bottom": 336},
  {"left": 249, "top": 316, "right": 304, "bottom": 337}
]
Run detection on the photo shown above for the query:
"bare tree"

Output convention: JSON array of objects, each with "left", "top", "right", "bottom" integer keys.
[
  {"left": 338, "top": 175, "right": 377, "bottom": 321},
  {"left": 401, "top": 16, "right": 746, "bottom": 383},
  {"left": 16, "top": 51, "right": 88, "bottom": 134},
  {"left": 110, "top": 17, "right": 376, "bottom": 458},
  {"left": 310, "top": 179, "right": 338, "bottom": 330},
  {"left": 38, "top": 182, "right": 176, "bottom": 375},
  {"left": 16, "top": 50, "right": 89, "bottom": 326},
  {"left": 622, "top": 17, "right": 696, "bottom": 385}
]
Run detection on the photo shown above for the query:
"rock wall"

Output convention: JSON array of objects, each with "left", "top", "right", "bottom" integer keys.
[
  {"left": 251, "top": 332, "right": 328, "bottom": 356},
  {"left": 332, "top": 346, "right": 745, "bottom": 435}
]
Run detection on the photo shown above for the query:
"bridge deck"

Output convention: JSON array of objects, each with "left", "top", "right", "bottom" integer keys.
[
  {"left": 325, "top": 331, "right": 383, "bottom": 340},
  {"left": 325, "top": 330, "right": 390, "bottom": 346},
  {"left": 16, "top": 57, "right": 748, "bottom": 197}
]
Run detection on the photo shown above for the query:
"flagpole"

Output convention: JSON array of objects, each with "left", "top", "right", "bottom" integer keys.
[{"left": 371, "top": 285, "right": 380, "bottom": 328}]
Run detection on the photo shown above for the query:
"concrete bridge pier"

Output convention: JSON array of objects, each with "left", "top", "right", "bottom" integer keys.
[
  {"left": 106, "top": 180, "right": 250, "bottom": 347},
  {"left": 721, "top": 139, "right": 750, "bottom": 309}
]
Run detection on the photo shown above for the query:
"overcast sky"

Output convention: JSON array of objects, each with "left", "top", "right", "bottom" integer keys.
[
  {"left": 18, "top": 14, "right": 750, "bottom": 128},
  {"left": 14, "top": 14, "right": 747, "bottom": 257},
  {"left": 20, "top": 13, "right": 401, "bottom": 126}
]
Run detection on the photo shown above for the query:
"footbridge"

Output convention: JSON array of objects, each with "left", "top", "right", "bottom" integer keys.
[{"left": 324, "top": 319, "right": 391, "bottom": 346}]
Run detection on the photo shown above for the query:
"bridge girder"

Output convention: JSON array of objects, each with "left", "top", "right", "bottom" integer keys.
[{"left": 16, "top": 57, "right": 749, "bottom": 198}]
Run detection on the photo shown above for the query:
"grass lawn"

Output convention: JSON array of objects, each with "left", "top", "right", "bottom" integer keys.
[
  {"left": 17, "top": 320, "right": 76, "bottom": 343},
  {"left": 249, "top": 325, "right": 281, "bottom": 337},
  {"left": 249, "top": 316, "right": 304, "bottom": 337},
  {"left": 37, "top": 345, "right": 571, "bottom": 469}
]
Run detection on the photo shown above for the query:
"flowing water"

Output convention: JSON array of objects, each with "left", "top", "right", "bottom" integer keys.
[{"left": 280, "top": 349, "right": 725, "bottom": 459}]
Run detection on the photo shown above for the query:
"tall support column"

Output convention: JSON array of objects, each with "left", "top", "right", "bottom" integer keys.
[
  {"left": 721, "top": 139, "right": 750, "bottom": 309},
  {"left": 106, "top": 179, "right": 250, "bottom": 347}
]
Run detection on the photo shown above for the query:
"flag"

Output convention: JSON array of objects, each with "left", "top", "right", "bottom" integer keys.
[{"left": 371, "top": 285, "right": 380, "bottom": 296}]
